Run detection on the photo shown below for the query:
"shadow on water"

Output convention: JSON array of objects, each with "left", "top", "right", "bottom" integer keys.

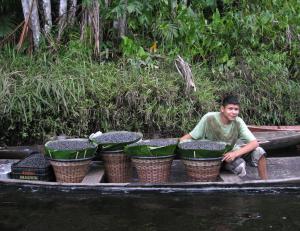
[{"left": 0, "top": 188, "right": 300, "bottom": 231}]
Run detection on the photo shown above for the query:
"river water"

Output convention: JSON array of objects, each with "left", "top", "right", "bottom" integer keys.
[{"left": 0, "top": 188, "right": 300, "bottom": 231}]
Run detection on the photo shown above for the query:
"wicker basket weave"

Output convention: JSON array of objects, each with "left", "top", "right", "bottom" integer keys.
[
  {"left": 102, "top": 151, "right": 132, "bottom": 183},
  {"left": 132, "top": 156, "right": 174, "bottom": 183},
  {"left": 50, "top": 159, "right": 91, "bottom": 183},
  {"left": 182, "top": 158, "right": 221, "bottom": 182}
]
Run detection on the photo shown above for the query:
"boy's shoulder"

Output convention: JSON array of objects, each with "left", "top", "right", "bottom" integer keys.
[
  {"left": 203, "top": 112, "right": 219, "bottom": 118},
  {"left": 235, "top": 116, "right": 246, "bottom": 123},
  {"left": 201, "top": 112, "right": 220, "bottom": 122}
]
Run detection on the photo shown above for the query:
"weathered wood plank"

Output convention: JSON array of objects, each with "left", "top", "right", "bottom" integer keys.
[
  {"left": 253, "top": 131, "right": 300, "bottom": 150},
  {"left": 82, "top": 162, "right": 105, "bottom": 183}
]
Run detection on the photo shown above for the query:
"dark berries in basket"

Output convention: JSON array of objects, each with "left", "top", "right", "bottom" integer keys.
[
  {"left": 93, "top": 131, "right": 142, "bottom": 144},
  {"left": 127, "top": 138, "right": 178, "bottom": 147},
  {"left": 46, "top": 139, "right": 95, "bottom": 151},
  {"left": 178, "top": 140, "right": 226, "bottom": 151}
]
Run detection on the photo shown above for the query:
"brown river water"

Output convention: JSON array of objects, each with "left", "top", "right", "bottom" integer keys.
[{"left": 0, "top": 188, "right": 300, "bottom": 231}]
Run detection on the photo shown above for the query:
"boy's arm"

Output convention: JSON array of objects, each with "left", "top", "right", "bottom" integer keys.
[
  {"left": 180, "top": 113, "right": 210, "bottom": 142},
  {"left": 222, "top": 140, "right": 259, "bottom": 162},
  {"left": 179, "top": 134, "right": 192, "bottom": 142}
]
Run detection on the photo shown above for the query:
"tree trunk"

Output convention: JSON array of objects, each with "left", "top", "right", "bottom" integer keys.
[
  {"left": 58, "top": 0, "right": 68, "bottom": 41},
  {"left": 183, "top": 0, "right": 191, "bottom": 6},
  {"left": 80, "top": 6, "right": 88, "bottom": 41},
  {"left": 21, "top": 0, "right": 40, "bottom": 49},
  {"left": 104, "top": 0, "right": 112, "bottom": 8},
  {"left": 80, "top": 1, "right": 101, "bottom": 56},
  {"left": 42, "top": 0, "right": 52, "bottom": 33},
  {"left": 68, "top": 0, "right": 77, "bottom": 25},
  {"left": 21, "top": 0, "right": 30, "bottom": 19},
  {"left": 30, "top": 0, "right": 40, "bottom": 48},
  {"left": 117, "top": 0, "right": 127, "bottom": 38},
  {"left": 91, "top": 0, "right": 100, "bottom": 55},
  {"left": 171, "top": 0, "right": 177, "bottom": 18},
  {"left": 175, "top": 55, "right": 196, "bottom": 95},
  {"left": 19, "top": 0, "right": 30, "bottom": 50}
]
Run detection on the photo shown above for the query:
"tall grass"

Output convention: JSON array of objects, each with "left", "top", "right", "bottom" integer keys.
[
  {"left": 0, "top": 46, "right": 299, "bottom": 145},
  {"left": 0, "top": 1, "right": 299, "bottom": 145}
]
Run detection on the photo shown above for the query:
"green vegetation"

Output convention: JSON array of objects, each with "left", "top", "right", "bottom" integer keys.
[
  {"left": 0, "top": 48, "right": 298, "bottom": 145},
  {"left": 0, "top": 0, "right": 299, "bottom": 145}
]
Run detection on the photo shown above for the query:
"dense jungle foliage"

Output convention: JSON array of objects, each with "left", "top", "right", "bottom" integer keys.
[{"left": 0, "top": 0, "right": 299, "bottom": 145}]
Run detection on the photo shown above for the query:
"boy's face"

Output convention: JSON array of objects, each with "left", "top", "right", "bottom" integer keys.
[{"left": 221, "top": 104, "right": 240, "bottom": 121}]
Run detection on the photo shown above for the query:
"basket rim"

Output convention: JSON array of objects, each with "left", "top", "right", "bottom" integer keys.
[
  {"left": 47, "top": 156, "right": 94, "bottom": 162},
  {"left": 181, "top": 156, "right": 222, "bottom": 161},
  {"left": 101, "top": 149, "right": 124, "bottom": 154},
  {"left": 131, "top": 154, "right": 175, "bottom": 160}
]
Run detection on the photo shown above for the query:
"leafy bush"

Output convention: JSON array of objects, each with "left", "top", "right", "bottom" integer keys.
[
  {"left": 0, "top": 46, "right": 298, "bottom": 145},
  {"left": 0, "top": 1, "right": 299, "bottom": 144}
]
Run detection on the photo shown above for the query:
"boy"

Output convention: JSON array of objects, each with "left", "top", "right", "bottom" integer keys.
[{"left": 180, "top": 95, "right": 268, "bottom": 180}]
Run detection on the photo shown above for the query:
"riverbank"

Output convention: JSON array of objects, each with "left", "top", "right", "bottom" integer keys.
[
  {"left": 1, "top": 1, "right": 299, "bottom": 145},
  {"left": 0, "top": 50, "right": 299, "bottom": 145}
]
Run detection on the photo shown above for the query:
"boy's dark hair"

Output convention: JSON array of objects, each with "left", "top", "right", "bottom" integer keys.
[{"left": 221, "top": 95, "right": 240, "bottom": 106}]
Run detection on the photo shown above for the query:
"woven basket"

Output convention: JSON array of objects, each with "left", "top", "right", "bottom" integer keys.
[
  {"left": 102, "top": 151, "right": 132, "bottom": 183},
  {"left": 132, "top": 156, "right": 174, "bottom": 183},
  {"left": 182, "top": 158, "right": 221, "bottom": 182},
  {"left": 50, "top": 159, "right": 91, "bottom": 183}
]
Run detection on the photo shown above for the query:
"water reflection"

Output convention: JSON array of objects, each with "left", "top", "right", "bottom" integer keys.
[{"left": 0, "top": 190, "right": 300, "bottom": 231}]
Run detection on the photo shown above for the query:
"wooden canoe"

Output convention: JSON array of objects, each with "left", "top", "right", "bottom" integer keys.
[
  {"left": 252, "top": 131, "right": 300, "bottom": 150},
  {"left": 1, "top": 157, "right": 300, "bottom": 193},
  {"left": 248, "top": 125, "right": 300, "bottom": 132}
]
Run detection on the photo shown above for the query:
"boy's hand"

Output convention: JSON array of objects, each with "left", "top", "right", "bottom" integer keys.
[{"left": 222, "top": 151, "right": 238, "bottom": 162}]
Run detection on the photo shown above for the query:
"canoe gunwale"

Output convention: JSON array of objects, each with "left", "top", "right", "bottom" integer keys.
[
  {"left": 251, "top": 131, "right": 300, "bottom": 150},
  {"left": 1, "top": 176, "right": 300, "bottom": 194},
  {"left": 248, "top": 125, "right": 300, "bottom": 132}
]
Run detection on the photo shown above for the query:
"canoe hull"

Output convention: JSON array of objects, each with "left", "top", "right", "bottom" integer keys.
[
  {"left": 248, "top": 125, "right": 300, "bottom": 132},
  {"left": 1, "top": 157, "right": 300, "bottom": 193},
  {"left": 253, "top": 131, "right": 300, "bottom": 150},
  {"left": 1, "top": 177, "right": 300, "bottom": 194}
]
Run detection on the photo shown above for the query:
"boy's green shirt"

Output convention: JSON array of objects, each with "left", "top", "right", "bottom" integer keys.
[{"left": 189, "top": 112, "right": 256, "bottom": 146}]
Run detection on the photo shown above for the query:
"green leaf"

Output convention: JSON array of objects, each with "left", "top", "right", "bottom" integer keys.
[
  {"left": 124, "top": 143, "right": 177, "bottom": 157},
  {"left": 0, "top": 15, "right": 15, "bottom": 37}
]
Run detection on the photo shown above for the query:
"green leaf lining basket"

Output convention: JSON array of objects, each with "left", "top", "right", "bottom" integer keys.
[
  {"left": 124, "top": 138, "right": 179, "bottom": 183},
  {"left": 90, "top": 131, "right": 143, "bottom": 151},
  {"left": 44, "top": 138, "right": 98, "bottom": 160},
  {"left": 177, "top": 140, "right": 232, "bottom": 160},
  {"left": 124, "top": 138, "right": 178, "bottom": 158},
  {"left": 90, "top": 131, "right": 142, "bottom": 183},
  {"left": 178, "top": 140, "right": 233, "bottom": 182}
]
